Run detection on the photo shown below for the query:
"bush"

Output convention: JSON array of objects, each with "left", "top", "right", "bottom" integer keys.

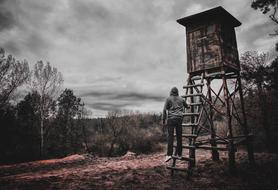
[
  {"left": 87, "top": 113, "right": 164, "bottom": 157},
  {"left": 129, "top": 126, "right": 163, "bottom": 154}
]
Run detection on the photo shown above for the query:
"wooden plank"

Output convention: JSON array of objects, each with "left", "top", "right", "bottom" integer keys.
[
  {"left": 182, "top": 145, "right": 196, "bottom": 149},
  {"left": 191, "top": 75, "right": 202, "bottom": 80},
  {"left": 202, "top": 72, "right": 236, "bottom": 79},
  {"left": 183, "top": 113, "right": 200, "bottom": 116},
  {"left": 182, "top": 93, "right": 203, "bottom": 98},
  {"left": 173, "top": 145, "right": 196, "bottom": 149},
  {"left": 205, "top": 72, "right": 223, "bottom": 78},
  {"left": 183, "top": 134, "right": 198, "bottom": 138},
  {"left": 188, "top": 102, "right": 202, "bottom": 106},
  {"left": 183, "top": 83, "right": 204, "bottom": 88},
  {"left": 174, "top": 134, "right": 197, "bottom": 138},
  {"left": 182, "top": 123, "right": 198, "bottom": 127}
]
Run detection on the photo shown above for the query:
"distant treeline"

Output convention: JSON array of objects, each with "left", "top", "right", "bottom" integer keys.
[
  {"left": 0, "top": 48, "right": 165, "bottom": 164},
  {"left": 1, "top": 48, "right": 278, "bottom": 164}
]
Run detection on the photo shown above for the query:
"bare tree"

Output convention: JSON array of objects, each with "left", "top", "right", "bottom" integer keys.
[
  {"left": 240, "top": 51, "right": 272, "bottom": 149},
  {"left": 251, "top": 0, "right": 278, "bottom": 50},
  {"left": 77, "top": 104, "right": 91, "bottom": 152},
  {"left": 30, "top": 61, "right": 63, "bottom": 157},
  {"left": 0, "top": 48, "right": 29, "bottom": 106},
  {"left": 106, "top": 110, "right": 127, "bottom": 156},
  {"left": 240, "top": 51, "right": 270, "bottom": 92}
]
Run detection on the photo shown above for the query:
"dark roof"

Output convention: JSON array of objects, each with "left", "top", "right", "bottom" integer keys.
[{"left": 177, "top": 6, "right": 241, "bottom": 27}]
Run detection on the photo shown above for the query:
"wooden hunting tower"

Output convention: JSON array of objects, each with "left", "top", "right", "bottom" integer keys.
[
  {"left": 177, "top": 6, "right": 241, "bottom": 75},
  {"left": 167, "top": 6, "right": 255, "bottom": 177}
]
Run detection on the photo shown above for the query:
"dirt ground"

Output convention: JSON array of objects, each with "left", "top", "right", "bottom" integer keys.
[{"left": 0, "top": 149, "right": 278, "bottom": 190}]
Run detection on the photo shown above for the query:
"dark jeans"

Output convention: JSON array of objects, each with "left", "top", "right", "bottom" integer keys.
[{"left": 167, "top": 118, "right": 183, "bottom": 156}]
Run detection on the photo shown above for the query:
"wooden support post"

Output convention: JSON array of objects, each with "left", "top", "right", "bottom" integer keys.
[
  {"left": 223, "top": 74, "right": 236, "bottom": 172},
  {"left": 237, "top": 76, "right": 255, "bottom": 165},
  {"left": 207, "top": 79, "right": 220, "bottom": 161}
]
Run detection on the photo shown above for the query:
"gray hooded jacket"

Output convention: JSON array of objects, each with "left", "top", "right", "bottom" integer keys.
[{"left": 163, "top": 87, "right": 188, "bottom": 123}]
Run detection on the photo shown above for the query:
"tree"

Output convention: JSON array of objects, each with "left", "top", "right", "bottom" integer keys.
[
  {"left": 30, "top": 61, "right": 63, "bottom": 157},
  {"left": 77, "top": 104, "right": 91, "bottom": 152},
  {"left": 49, "top": 89, "right": 84, "bottom": 156},
  {"left": 269, "top": 57, "right": 278, "bottom": 91},
  {"left": 240, "top": 51, "right": 270, "bottom": 90},
  {"left": 57, "top": 89, "right": 83, "bottom": 154},
  {"left": 0, "top": 48, "right": 29, "bottom": 106},
  {"left": 106, "top": 110, "right": 127, "bottom": 156},
  {"left": 0, "top": 103, "right": 17, "bottom": 163},
  {"left": 251, "top": 0, "right": 278, "bottom": 50},
  {"left": 16, "top": 92, "right": 41, "bottom": 160},
  {"left": 240, "top": 51, "right": 272, "bottom": 150}
]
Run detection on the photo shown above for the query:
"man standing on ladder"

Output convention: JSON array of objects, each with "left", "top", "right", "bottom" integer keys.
[{"left": 163, "top": 87, "right": 188, "bottom": 162}]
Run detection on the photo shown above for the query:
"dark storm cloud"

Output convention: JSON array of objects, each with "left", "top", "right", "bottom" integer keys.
[
  {"left": 0, "top": 10, "right": 15, "bottom": 31},
  {"left": 24, "top": 33, "right": 50, "bottom": 57},
  {"left": 69, "top": 0, "right": 110, "bottom": 21},
  {"left": 87, "top": 102, "right": 132, "bottom": 112},
  {"left": 0, "top": 0, "right": 53, "bottom": 56},
  {"left": 0, "top": 0, "right": 276, "bottom": 116},
  {"left": 3, "top": 40, "right": 20, "bottom": 54},
  {"left": 81, "top": 90, "right": 164, "bottom": 102},
  {"left": 114, "top": 92, "right": 164, "bottom": 102},
  {"left": 60, "top": 0, "right": 161, "bottom": 43}
]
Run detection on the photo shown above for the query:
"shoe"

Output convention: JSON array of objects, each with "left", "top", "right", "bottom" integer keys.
[{"left": 165, "top": 155, "right": 172, "bottom": 162}]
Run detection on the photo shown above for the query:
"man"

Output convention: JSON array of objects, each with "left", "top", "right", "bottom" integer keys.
[{"left": 163, "top": 87, "right": 188, "bottom": 162}]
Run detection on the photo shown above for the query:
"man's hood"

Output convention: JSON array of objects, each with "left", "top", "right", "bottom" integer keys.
[{"left": 170, "top": 87, "right": 179, "bottom": 96}]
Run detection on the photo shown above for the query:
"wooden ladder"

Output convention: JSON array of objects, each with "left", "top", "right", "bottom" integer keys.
[{"left": 166, "top": 74, "right": 204, "bottom": 177}]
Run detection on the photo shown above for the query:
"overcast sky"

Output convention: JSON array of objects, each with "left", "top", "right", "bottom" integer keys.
[{"left": 0, "top": 0, "right": 277, "bottom": 117}]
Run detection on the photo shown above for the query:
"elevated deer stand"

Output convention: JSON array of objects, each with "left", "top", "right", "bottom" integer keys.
[{"left": 167, "top": 6, "right": 254, "bottom": 177}]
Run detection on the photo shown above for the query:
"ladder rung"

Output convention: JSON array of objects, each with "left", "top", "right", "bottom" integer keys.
[
  {"left": 182, "top": 123, "right": 198, "bottom": 127},
  {"left": 174, "top": 134, "right": 197, "bottom": 138},
  {"left": 183, "top": 113, "right": 199, "bottom": 116},
  {"left": 173, "top": 145, "right": 196, "bottom": 149},
  {"left": 166, "top": 166, "right": 190, "bottom": 172},
  {"left": 172, "top": 155, "right": 194, "bottom": 162},
  {"left": 188, "top": 102, "right": 202, "bottom": 106},
  {"left": 190, "top": 72, "right": 236, "bottom": 81},
  {"left": 183, "top": 83, "right": 204, "bottom": 88},
  {"left": 182, "top": 93, "right": 203, "bottom": 98},
  {"left": 196, "top": 146, "right": 227, "bottom": 151},
  {"left": 191, "top": 76, "right": 202, "bottom": 80},
  {"left": 183, "top": 145, "right": 196, "bottom": 149},
  {"left": 181, "top": 134, "right": 197, "bottom": 138},
  {"left": 204, "top": 72, "right": 236, "bottom": 79},
  {"left": 205, "top": 72, "right": 222, "bottom": 78}
]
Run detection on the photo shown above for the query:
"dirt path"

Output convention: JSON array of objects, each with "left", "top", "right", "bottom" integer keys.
[{"left": 0, "top": 150, "right": 278, "bottom": 190}]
